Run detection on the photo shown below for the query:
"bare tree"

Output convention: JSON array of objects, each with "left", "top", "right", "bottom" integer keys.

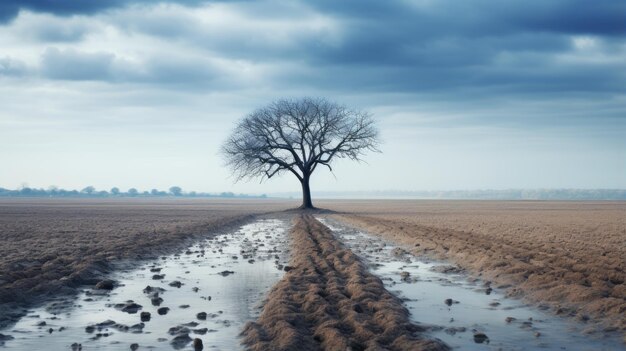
[{"left": 221, "top": 97, "right": 379, "bottom": 208}]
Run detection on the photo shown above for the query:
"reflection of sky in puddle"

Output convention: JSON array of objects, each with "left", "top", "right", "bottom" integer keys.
[
  {"left": 319, "top": 217, "right": 624, "bottom": 351},
  {"left": 2, "top": 219, "right": 289, "bottom": 350}
]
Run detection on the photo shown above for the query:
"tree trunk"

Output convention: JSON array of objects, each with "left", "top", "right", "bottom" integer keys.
[{"left": 300, "top": 176, "right": 314, "bottom": 209}]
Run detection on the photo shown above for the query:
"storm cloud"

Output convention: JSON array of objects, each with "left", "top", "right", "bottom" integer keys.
[{"left": 0, "top": 0, "right": 624, "bottom": 192}]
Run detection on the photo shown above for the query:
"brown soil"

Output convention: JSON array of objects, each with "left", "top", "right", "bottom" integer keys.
[
  {"left": 241, "top": 214, "right": 449, "bottom": 351},
  {"left": 317, "top": 200, "right": 626, "bottom": 340},
  {"left": 0, "top": 197, "right": 294, "bottom": 328}
]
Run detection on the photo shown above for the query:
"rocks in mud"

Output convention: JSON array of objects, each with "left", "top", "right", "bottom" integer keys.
[
  {"left": 71, "top": 343, "right": 82, "bottom": 350},
  {"left": 143, "top": 285, "right": 166, "bottom": 307},
  {"left": 431, "top": 265, "right": 465, "bottom": 274},
  {"left": 150, "top": 267, "right": 162, "bottom": 272},
  {"left": 444, "top": 326, "right": 467, "bottom": 335},
  {"left": 169, "top": 280, "right": 183, "bottom": 288},
  {"left": 157, "top": 307, "right": 170, "bottom": 315},
  {"left": 95, "top": 279, "right": 115, "bottom": 290},
  {"left": 115, "top": 301, "right": 142, "bottom": 314},
  {"left": 130, "top": 343, "right": 139, "bottom": 350},
  {"left": 444, "top": 298, "right": 460, "bottom": 306},
  {"left": 193, "top": 338, "right": 204, "bottom": 350},
  {"left": 283, "top": 266, "right": 294, "bottom": 272},
  {"left": 152, "top": 274, "right": 165, "bottom": 280},
  {"left": 171, "top": 333, "right": 192, "bottom": 349},
  {"left": 193, "top": 328, "right": 208, "bottom": 334},
  {"left": 196, "top": 312, "right": 207, "bottom": 320},
  {"left": 140, "top": 312, "right": 151, "bottom": 322},
  {"left": 143, "top": 285, "right": 165, "bottom": 295},
  {"left": 391, "top": 247, "right": 409, "bottom": 257},
  {"left": 505, "top": 316, "right": 516, "bottom": 323},
  {"left": 169, "top": 324, "right": 195, "bottom": 349},
  {"left": 85, "top": 320, "right": 144, "bottom": 334},
  {"left": 218, "top": 270, "right": 234, "bottom": 276},
  {"left": 473, "top": 332, "right": 489, "bottom": 344},
  {"left": 168, "top": 325, "right": 191, "bottom": 335}
]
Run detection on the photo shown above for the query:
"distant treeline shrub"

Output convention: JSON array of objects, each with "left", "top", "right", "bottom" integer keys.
[{"left": 0, "top": 186, "right": 267, "bottom": 198}]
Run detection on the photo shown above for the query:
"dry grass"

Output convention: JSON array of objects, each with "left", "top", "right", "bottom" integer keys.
[
  {"left": 317, "top": 200, "right": 626, "bottom": 339},
  {"left": 0, "top": 197, "right": 294, "bottom": 327},
  {"left": 242, "top": 214, "right": 448, "bottom": 351}
]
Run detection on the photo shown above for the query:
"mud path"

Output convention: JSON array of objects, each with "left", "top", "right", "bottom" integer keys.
[
  {"left": 320, "top": 217, "right": 625, "bottom": 350},
  {"left": 241, "top": 214, "right": 448, "bottom": 351},
  {"left": 333, "top": 212, "right": 626, "bottom": 341},
  {"left": 0, "top": 198, "right": 294, "bottom": 330},
  {"left": 0, "top": 218, "right": 291, "bottom": 350}
]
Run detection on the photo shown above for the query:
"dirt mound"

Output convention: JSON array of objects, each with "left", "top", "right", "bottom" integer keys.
[{"left": 241, "top": 214, "right": 448, "bottom": 351}]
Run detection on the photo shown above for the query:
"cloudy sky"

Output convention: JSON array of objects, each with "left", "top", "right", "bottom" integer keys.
[{"left": 1, "top": 0, "right": 624, "bottom": 194}]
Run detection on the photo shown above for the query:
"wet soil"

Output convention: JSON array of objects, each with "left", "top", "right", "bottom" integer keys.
[
  {"left": 320, "top": 216, "right": 625, "bottom": 350},
  {"left": 0, "top": 198, "right": 294, "bottom": 329},
  {"left": 320, "top": 200, "right": 626, "bottom": 341},
  {"left": 241, "top": 214, "right": 448, "bottom": 351},
  {"left": 0, "top": 218, "right": 290, "bottom": 350}
]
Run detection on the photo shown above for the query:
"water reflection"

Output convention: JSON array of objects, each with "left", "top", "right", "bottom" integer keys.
[{"left": 1, "top": 219, "right": 289, "bottom": 350}]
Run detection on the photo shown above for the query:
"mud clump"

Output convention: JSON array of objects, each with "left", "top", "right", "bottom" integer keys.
[
  {"left": 193, "top": 337, "right": 204, "bottom": 350},
  {"left": 241, "top": 214, "right": 448, "bottom": 351},
  {"left": 94, "top": 279, "right": 115, "bottom": 290},
  {"left": 140, "top": 312, "right": 151, "bottom": 322}
]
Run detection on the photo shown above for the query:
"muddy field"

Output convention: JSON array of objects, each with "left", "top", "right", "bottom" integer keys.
[
  {"left": 1, "top": 198, "right": 624, "bottom": 349},
  {"left": 0, "top": 198, "right": 294, "bottom": 328},
  {"left": 318, "top": 200, "right": 626, "bottom": 340}
]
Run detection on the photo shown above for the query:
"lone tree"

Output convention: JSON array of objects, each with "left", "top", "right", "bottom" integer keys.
[{"left": 221, "top": 97, "right": 379, "bottom": 209}]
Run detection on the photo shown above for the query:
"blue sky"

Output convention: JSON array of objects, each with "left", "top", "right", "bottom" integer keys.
[{"left": 1, "top": 0, "right": 624, "bottom": 193}]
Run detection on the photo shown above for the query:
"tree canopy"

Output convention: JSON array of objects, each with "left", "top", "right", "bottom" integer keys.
[{"left": 222, "top": 97, "right": 379, "bottom": 208}]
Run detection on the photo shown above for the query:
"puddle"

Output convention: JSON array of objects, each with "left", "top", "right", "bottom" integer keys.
[
  {"left": 319, "top": 217, "right": 624, "bottom": 351},
  {"left": 0, "top": 219, "right": 290, "bottom": 350}
]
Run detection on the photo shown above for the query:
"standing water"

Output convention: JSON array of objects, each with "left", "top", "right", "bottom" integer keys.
[
  {"left": 318, "top": 217, "right": 624, "bottom": 351},
  {"left": 0, "top": 219, "right": 289, "bottom": 350}
]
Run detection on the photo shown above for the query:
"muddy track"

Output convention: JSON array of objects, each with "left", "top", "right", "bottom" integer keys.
[
  {"left": 241, "top": 214, "right": 448, "bottom": 351},
  {"left": 334, "top": 213, "right": 626, "bottom": 341},
  {"left": 0, "top": 214, "right": 255, "bottom": 328}
]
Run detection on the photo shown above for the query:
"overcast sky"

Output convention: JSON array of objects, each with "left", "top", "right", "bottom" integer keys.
[{"left": 1, "top": 0, "right": 625, "bottom": 194}]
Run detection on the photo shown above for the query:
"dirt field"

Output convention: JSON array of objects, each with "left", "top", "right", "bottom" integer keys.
[
  {"left": 1, "top": 198, "right": 624, "bottom": 346},
  {"left": 242, "top": 214, "right": 448, "bottom": 351},
  {"left": 317, "top": 200, "right": 626, "bottom": 339},
  {"left": 0, "top": 198, "right": 294, "bottom": 328}
]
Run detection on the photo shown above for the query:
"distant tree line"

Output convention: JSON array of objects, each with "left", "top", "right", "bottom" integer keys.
[{"left": 0, "top": 186, "right": 267, "bottom": 199}]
